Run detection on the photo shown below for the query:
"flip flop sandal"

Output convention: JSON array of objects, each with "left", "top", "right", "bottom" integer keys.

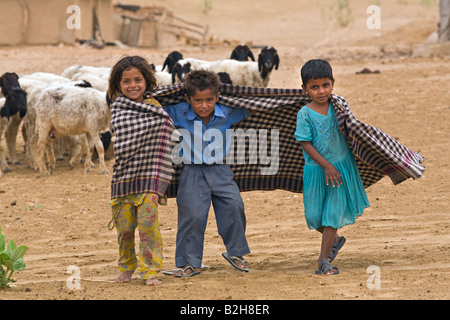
[
  {"left": 162, "top": 263, "right": 209, "bottom": 276},
  {"left": 315, "top": 258, "right": 339, "bottom": 275},
  {"left": 174, "top": 265, "right": 201, "bottom": 278},
  {"left": 328, "top": 236, "right": 346, "bottom": 262},
  {"left": 222, "top": 252, "right": 249, "bottom": 272},
  {"left": 162, "top": 268, "right": 183, "bottom": 276}
]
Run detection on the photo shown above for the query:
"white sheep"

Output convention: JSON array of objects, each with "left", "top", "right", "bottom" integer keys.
[
  {"left": 171, "top": 46, "right": 280, "bottom": 87},
  {"left": 71, "top": 72, "right": 108, "bottom": 92},
  {"left": 33, "top": 85, "right": 111, "bottom": 176},
  {"left": 154, "top": 70, "right": 173, "bottom": 86},
  {"left": 62, "top": 63, "right": 175, "bottom": 87},
  {"left": 60, "top": 65, "right": 111, "bottom": 92},
  {"left": 18, "top": 77, "right": 47, "bottom": 169},
  {"left": 171, "top": 58, "right": 262, "bottom": 86},
  {"left": 19, "top": 75, "right": 84, "bottom": 169},
  {"left": 61, "top": 65, "right": 110, "bottom": 81},
  {"left": 19, "top": 72, "right": 93, "bottom": 96}
]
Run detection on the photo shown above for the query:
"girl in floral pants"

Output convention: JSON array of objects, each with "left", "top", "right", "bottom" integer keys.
[{"left": 109, "top": 193, "right": 163, "bottom": 285}]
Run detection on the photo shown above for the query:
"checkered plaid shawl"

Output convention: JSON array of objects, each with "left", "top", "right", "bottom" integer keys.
[
  {"left": 110, "top": 94, "right": 177, "bottom": 199},
  {"left": 152, "top": 83, "right": 424, "bottom": 197}
]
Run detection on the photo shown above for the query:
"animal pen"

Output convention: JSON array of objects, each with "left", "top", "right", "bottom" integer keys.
[{"left": 116, "top": 5, "right": 209, "bottom": 47}]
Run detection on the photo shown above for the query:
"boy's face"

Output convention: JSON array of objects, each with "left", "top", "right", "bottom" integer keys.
[
  {"left": 302, "top": 77, "right": 334, "bottom": 106},
  {"left": 186, "top": 88, "right": 219, "bottom": 123}
]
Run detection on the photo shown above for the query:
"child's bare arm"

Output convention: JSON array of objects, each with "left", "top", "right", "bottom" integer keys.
[{"left": 300, "top": 141, "right": 342, "bottom": 187}]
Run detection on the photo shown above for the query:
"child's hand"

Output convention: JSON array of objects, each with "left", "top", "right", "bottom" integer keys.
[
  {"left": 299, "top": 141, "right": 343, "bottom": 188},
  {"left": 324, "top": 164, "right": 342, "bottom": 187}
]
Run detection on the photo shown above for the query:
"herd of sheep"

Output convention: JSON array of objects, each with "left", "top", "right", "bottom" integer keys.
[{"left": 0, "top": 44, "right": 280, "bottom": 178}]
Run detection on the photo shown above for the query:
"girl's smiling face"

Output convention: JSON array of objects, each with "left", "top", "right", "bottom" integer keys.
[
  {"left": 120, "top": 67, "right": 146, "bottom": 103},
  {"left": 302, "top": 77, "right": 334, "bottom": 107}
]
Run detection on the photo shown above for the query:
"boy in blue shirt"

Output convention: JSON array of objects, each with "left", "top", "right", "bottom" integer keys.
[{"left": 164, "top": 70, "right": 251, "bottom": 277}]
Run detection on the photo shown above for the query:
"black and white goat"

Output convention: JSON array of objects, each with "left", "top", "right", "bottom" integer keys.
[
  {"left": 161, "top": 50, "right": 183, "bottom": 73},
  {"left": 257, "top": 46, "right": 280, "bottom": 84},
  {"left": 171, "top": 61, "right": 192, "bottom": 84},
  {"left": 170, "top": 46, "right": 280, "bottom": 87},
  {"left": 0, "top": 72, "right": 27, "bottom": 166}
]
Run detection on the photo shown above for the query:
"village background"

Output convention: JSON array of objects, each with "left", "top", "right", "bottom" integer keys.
[{"left": 0, "top": 0, "right": 449, "bottom": 300}]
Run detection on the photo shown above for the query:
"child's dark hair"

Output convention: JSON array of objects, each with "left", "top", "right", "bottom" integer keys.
[
  {"left": 108, "top": 55, "right": 157, "bottom": 102},
  {"left": 300, "top": 59, "right": 334, "bottom": 86},
  {"left": 184, "top": 70, "right": 220, "bottom": 97}
]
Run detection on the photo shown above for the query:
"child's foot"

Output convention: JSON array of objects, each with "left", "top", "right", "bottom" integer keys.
[
  {"left": 174, "top": 265, "right": 201, "bottom": 278},
  {"left": 143, "top": 277, "right": 162, "bottom": 286},
  {"left": 315, "top": 258, "right": 339, "bottom": 275},
  {"left": 231, "top": 256, "right": 249, "bottom": 270},
  {"left": 328, "top": 236, "right": 346, "bottom": 262},
  {"left": 222, "top": 253, "right": 250, "bottom": 272},
  {"left": 116, "top": 270, "right": 134, "bottom": 283}
]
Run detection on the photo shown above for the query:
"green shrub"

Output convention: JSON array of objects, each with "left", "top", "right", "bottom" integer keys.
[{"left": 0, "top": 226, "right": 28, "bottom": 288}]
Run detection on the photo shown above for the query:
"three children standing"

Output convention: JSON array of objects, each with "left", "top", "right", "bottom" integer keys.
[{"left": 107, "top": 55, "right": 369, "bottom": 284}]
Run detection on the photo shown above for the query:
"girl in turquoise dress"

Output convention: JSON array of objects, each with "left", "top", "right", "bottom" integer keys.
[{"left": 295, "top": 59, "right": 369, "bottom": 275}]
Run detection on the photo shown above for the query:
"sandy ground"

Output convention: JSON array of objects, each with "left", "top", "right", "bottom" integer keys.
[{"left": 0, "top": 0, "right": 449, "bottom": 303}]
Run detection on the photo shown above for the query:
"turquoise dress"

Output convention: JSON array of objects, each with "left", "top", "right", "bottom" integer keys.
[{"left": 295, "top": 103, "right": 369, "bottom": 230}]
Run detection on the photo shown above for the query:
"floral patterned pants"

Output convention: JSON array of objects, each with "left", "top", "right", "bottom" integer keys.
[{"left": 109, "top": 193, "right": 163, "bottom": 279}]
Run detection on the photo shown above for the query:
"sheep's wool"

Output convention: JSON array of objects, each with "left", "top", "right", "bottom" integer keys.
[{"left": 110, "top": 94, "right": 177, "bottom": 199}]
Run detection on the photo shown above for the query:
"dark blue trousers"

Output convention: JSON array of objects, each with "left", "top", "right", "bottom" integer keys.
[{"left": 175, "top": 164, "right": 250, "bottom": 268}]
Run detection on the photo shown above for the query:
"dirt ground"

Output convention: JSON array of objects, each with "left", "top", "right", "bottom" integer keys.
[{"left": 0, "top": 0, "right": 449, "bottom": 302}]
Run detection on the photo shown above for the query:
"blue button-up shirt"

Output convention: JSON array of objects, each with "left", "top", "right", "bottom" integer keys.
[{"left": 164, "top": 102, "right": 250, "bottom": 164}]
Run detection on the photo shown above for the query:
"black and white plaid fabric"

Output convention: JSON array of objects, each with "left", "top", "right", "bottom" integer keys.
[
  {"left": 110, "top": 94, "right": 177, "bottom": 199},
  {"left": 153, "top": 83, "right": 424, "bottom": 198}
]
